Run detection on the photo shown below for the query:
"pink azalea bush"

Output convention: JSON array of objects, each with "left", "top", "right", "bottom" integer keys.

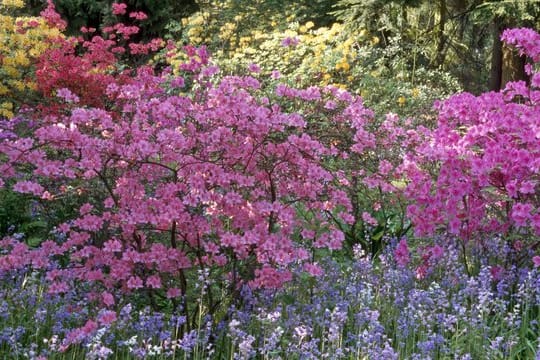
[
  {"left": 0, "top": 2, "right": 402, "bottom": 311},
  {"left": 401, "top": 28, "right": 540, "bottom": 265},
  {"left": 259, "top": 82, "right": 419, "bottom": 256},
  {"left": 0, "top": 58, "right": 363, "bottom": 290}
]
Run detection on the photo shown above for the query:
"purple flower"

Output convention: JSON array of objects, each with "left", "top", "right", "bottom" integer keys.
[
  {"left": 178, "top": 330, "right": 197, "bottom": 352},
  {"left": 237, "top": 335, "right": 255, "bottom": 358},
  {"left": 170, "top": 77, "right": 185, "bottom": 88},
  {"left": 294, "top": 325, "right": 310, "bottom": 341},
  {"left": 130, "top": 347, "right": 147, "bottom": 359},
  {"left": 281, "top": 36, "right": 299, "bottom": 47},
  {"left": 56, "top": 88, "right": 80, "bottom": 103},
  {"left": 248, "top": 63, "right": 261, "bottom": 73}
]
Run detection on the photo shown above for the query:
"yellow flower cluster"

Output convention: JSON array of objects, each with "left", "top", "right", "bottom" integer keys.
[
  {"left": 218, "top": 22, "right": 236, "bottom": 42},
  {"left": 165, "top": 1, "right": 372, "bottom": 90},
  {"left": 1, "top": 0, "right": 62, "bottom": 118},
  {"left": 169, "top": 0, "right": 439, "bottom": 107},
  {"left": 1, "top": 0, "right": 24, "bottom": 8},
  {"left": 335, "top": 59, "right": 350, "bottom": 72}
]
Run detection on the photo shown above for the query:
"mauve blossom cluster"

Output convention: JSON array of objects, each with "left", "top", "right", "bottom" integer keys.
[{"left": 502, "top": 28, "right": 540, "bottom": 62}]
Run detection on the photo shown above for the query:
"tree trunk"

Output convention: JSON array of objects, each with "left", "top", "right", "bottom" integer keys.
[
  {"left": 490, "top": 17, "right": 503, "bottom": 91},
  {"left": 501, "top": 45, "right": 527, "bottom": 88},
  {"left": 490, "top": 16, "right": 528, "bottom": 91},
  {"left": 434, "top": 0, "right": 448, "bottom": 67}
]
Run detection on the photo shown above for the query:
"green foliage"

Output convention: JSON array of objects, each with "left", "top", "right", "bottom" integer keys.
[
  {"left": 0, "top": 188, "right": 32, "bottom": 236},
  {"left": 332, "top": 0, "right": 423, "bottom": 36},
  {"left": 333, "top": 0, "right": 540, "bottom": 92},
  {"left": 473, "top": 0, "right": 540, "bottom": 25}
]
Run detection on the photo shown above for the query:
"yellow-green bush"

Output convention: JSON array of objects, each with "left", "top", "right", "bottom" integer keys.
[
  {"left": 167, "top": 0, "right": 460, "bottom": 117},
  {"left": 170, "top": 1, "right": 358, "bottom": 86},
  {"left": 0, "top": 0, "right": 62, "bottom": 118}
]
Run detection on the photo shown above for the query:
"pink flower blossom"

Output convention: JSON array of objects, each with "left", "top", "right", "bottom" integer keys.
[
  {"left": 127, "top": 276, "right": 143, "bottom": 289},
  {"left": 97, "top": 310, "right": 117, "bottom": 326},
  {"left": 146, "top": 275, "right": 162, "bottom": 289},
  {"left": 102, "top": 292, "right": 115, "bottom": 306},
  {"left": 56, "top": 88, "right": 80, "bottom": 103},
  {"left": 271, "top": 70, "right": 281, "bottom": 79},
  {"left": 281, "top": 36, "right": 299, "bottom": 47},
  {"left": 362, "top": 212, "right": 378, "bottom": 226},
  {"left": 511, "top": 203, "right": 533, "bottom": 227},
  {"left": 112, "top": 3, "right": 127, "bottom": 15},
  {"left": 304, "top": 262, "right": 324, "bottom": 277},
  {"left": 13, "top": 181, "right": 44, "bottom": 196},
  {"left": 129, "top": 11, "right": 148, "bottom": 20},
  {"left": 103, "top": 239, "right": 122, "bottom": 253},
  {"left": 324, "top": 100, "right": 337, "bottom": 110},
  {"left": 490, "top": 266, "right": 504, "bottom": 281},
  {"left": 166, "top": 288, "right": 181, "bottom": 298},
  {"left": 250, "top": 266, "right": 293, "bottom": 289},
  {"left": 40, "top": 0, "right": 67, "bottom": 30},
  {"left": 248, "top": 63, "right": 261, "bottom": 73},
  {"left": 394, "top": 238, "right": 410, "bottom": 267}
]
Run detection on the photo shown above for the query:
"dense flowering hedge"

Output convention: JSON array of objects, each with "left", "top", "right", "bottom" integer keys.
[{"left": 167, "top": 1, "right": 461, "bottom": 255}]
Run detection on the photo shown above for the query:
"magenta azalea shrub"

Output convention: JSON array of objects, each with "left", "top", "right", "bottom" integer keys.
[{"left": 401, "top": 28, "right": 540, "bottom": 265}]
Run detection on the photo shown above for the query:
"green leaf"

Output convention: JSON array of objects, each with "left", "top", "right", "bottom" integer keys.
[
  {"left": 26, "top": 236, "right": 44, "bottom": 247},
  {"left": 372, "top": 228, "right": 384, "bottom": 241}
]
